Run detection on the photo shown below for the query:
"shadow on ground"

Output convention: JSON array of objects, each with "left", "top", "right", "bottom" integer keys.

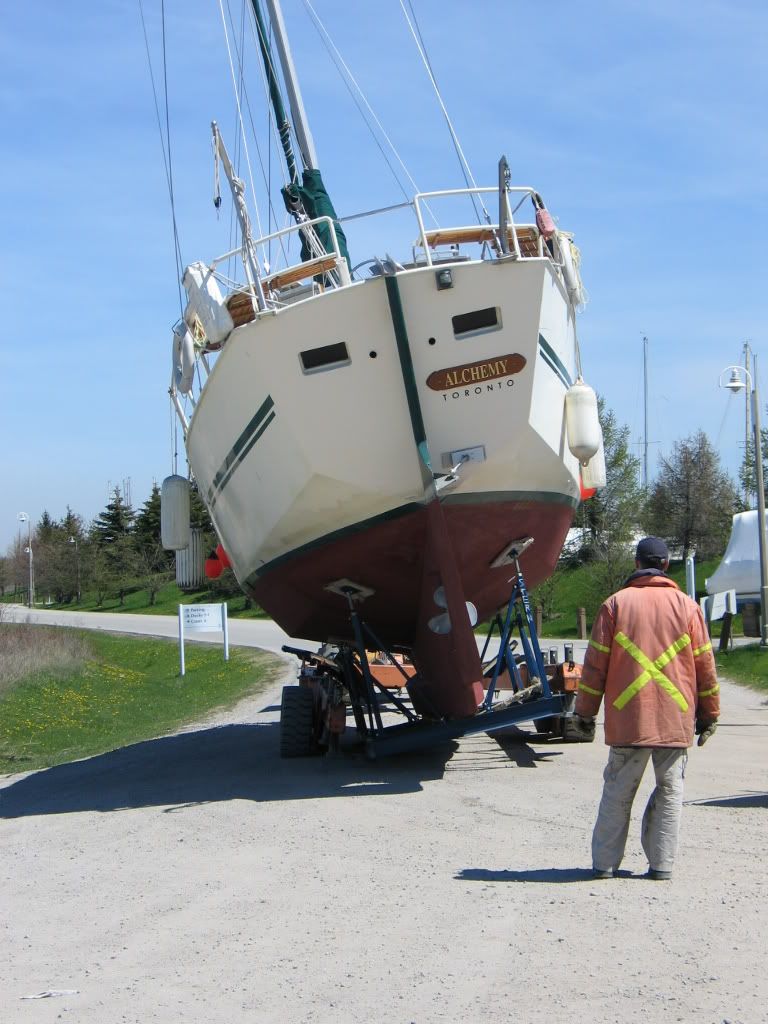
[
  {"left": 454, "top": 867, "right": 635, "bottom": 883},
  {"left": 0, "top": 709, "right": 573, "bottom": 819},
  {"left": 0, "top": 723, "right": 465, "bottom": 818},
  {"left": 686, "top": 791, "right": 768, "bottom": 809}
]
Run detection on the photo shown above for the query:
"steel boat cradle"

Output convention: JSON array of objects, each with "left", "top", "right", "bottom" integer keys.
[{"left": 281, "top": 543, "right": 584, "bottom": 759}]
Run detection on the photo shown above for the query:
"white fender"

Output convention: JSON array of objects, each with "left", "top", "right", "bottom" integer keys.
[
  {"left": 160, "top": 475, "right": 191, "bottom": 550},
  {"left": 565, "top": 379, "right": 601, "bottom": 465},
  {"left": 558, "top": 231, "right": 585, "bottom": 307},
  {"left": 172, "top": 322, "right": 196, "bottom": 395},
  {"left": 582, "top": 433, "right": 607, "bottom": 489}
]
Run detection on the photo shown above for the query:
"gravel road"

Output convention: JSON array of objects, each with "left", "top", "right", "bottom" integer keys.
[{"left": 1, "top": 611, "right": 766, "bottom": 1023}]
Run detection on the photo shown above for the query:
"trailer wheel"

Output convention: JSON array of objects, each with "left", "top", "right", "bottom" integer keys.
[{"left": 280, "top": 685, "right": 317, "bottom": 758}]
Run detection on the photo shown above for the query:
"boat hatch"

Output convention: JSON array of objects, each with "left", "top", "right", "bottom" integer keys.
[
  {"left": 300, "top": 342, "right": 351, "bottom": 374},
  {"left": 452, "top": 307, "right": 501, "bottom": 340}
]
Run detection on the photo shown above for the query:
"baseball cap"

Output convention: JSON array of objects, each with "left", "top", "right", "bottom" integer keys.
[{"left": 635, "top": 536, "right": 669, "bottom": 561}]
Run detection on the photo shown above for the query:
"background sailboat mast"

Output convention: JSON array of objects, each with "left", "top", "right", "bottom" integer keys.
[
  {"left": 264, "top": 0, "right": 318, "bottom": 171},
  {"left": 643, "top": 334, "right": 649, "bottom": 491}
]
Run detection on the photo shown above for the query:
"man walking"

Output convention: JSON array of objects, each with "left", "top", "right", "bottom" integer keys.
[{"left": 575, "top": 537, "right": 720, "bottom": 880}]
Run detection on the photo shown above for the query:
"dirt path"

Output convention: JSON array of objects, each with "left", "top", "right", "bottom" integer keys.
[{"left": 2, "top": 670, "right": 766, "bottom": 1024}]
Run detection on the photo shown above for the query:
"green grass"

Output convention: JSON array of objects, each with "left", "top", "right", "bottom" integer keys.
[
  {"left": 19, "top": 581, "right": 269, "bottom": 619},
  {"left": 531, "top": 558, "right": 731, "bottom": 638},
  {"left": 0, "top": 628, "right": 285, "bottom": 774},
  {"left": 715, "top": 645, "right": 768, "bottom": 691}
]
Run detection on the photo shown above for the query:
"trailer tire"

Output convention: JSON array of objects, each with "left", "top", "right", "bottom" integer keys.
[{"left": 280, "top": 685, "right": 318, "bottom": 758}]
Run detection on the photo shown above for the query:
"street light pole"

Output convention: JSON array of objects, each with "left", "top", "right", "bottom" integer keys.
[
  {"left": 751, "top": 360, "right": 768, "bottom": 648},
  {"left": 17, "top": 512, "right": 34, "bottom": 609},
  {"left": 69, "top": 536, "right": 81, "bottom": 604},
  {"left": 721, "top": 359, "right": 768, "bottom": 648}
]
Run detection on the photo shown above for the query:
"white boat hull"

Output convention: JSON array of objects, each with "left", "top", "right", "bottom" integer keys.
[{"left": 187, "top": 256, "right": 581, "bottom": 618}]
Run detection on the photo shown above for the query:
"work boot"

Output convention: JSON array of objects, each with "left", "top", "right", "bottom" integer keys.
[
  {"left": 646, "top": 868, "right": 672, "bottom": 880},
  {"left": 592, "top": 868, "right": 616, "bottom": 879}
]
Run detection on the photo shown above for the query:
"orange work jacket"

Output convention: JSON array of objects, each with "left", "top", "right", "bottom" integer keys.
[{"left": 575, "top": 573, "right": 720, "bottom": 747}]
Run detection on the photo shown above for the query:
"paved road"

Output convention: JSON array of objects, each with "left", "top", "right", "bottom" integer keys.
[
  {"left": 3, "top": 604, "right": 314, "bottom": 657},
  {"left": 3, "top": 604, "right": 590, "bottom": 663},
  {"left": 2, "top": 657, "right": 766, "bottom": 1023},
  {"left": 2, "top": 607, "right": 767, "bottom": 1022}
]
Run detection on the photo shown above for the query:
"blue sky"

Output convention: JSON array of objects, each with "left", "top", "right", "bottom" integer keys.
[{"left": 2, "top": 0, "right": 766, "bottom": 551}]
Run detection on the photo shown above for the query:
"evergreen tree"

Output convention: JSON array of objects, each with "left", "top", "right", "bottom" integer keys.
[
  {"left": 37, "top": 510, "right": 57, "bottom": 544},
  {"left": 90, "top": 488, "right": 136, "bottom": 601},
  {"left": 91, "top": 488, "right": 135, "bottom": 546},
  {"left": 134, "top": 483, "right": 163, "bottom": 548},
  {"left": 644, "top": 431, "right": 739, "bottom": 561},
  {"left": 189, "top": 482, "right": 214, "bottom": 531},
  {"left": 61, "top": 507, "right": 84, "bottom": 543}
]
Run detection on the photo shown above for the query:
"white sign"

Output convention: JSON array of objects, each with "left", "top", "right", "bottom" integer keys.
[
  {"left": 178, "top": 602, "right": 229, "bottom": 676},
  {"left": 182, "top": 603, "right": 226, "bottom": 632}
]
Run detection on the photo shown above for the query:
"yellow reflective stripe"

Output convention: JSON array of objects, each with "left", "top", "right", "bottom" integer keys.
[
  {"left": 693, "top": 642, "right": 712, "bottom": 656},
  {"left": 613, "top": 669, "right": 652, "bottom": 709},
  {"left": 589, "top": 639, "right": 611, "bottom": 654},
  {"left": 655, "top": 633, "right": 692, "bottom": 667},
  {"left": 612, "top": 631, "right": 690, "bottom": 712},
  {"left": 698, "top": 684, "right": 720, "bottom": 697},
  {"left": 652, "top": 673, "right": 690, "bottom": 712},
  {"left": 578, "top": 682, "right": 604, "bottom": 696}
]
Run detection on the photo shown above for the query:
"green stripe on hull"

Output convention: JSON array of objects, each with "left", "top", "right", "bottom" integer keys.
[
  {"left": 538, "top": 334, "right": 573, "bottom": 388},
  {"left": 207, "top": 395, "right": 275, "bottom": 508}
]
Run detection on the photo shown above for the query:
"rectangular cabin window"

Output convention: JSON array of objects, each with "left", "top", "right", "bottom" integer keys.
[
  {"left": 452, "top": 307, "right": 501, "bottom": 340},
  {"left": 299, "top": 341, "right": 350, "bottom": 374}
]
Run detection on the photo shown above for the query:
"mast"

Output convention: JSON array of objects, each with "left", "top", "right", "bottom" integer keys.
[
  {"left": 248, "top": 0, "right": 350, "bottom": 269},
  {"left": 264, "top": 0, "right": 318, "bottom": 171},
  {"left": 248, "top": 0, "right": 299, "bottom": 184}
]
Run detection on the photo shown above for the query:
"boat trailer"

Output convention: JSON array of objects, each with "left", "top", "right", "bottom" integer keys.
[{"left": 280, "top": 559, "right": 588, "bottom": 758}]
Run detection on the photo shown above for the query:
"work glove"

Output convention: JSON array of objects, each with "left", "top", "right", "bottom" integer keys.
[
  {"left": 696, "top": 719, "right": 718, "bottom": 746},
  {"left": 572, "top": 715, "right": 596, "bottom": 741}
]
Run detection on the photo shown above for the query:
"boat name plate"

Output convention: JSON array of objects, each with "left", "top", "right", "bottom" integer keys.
[{"left": 426, "top": 354, "right": 526, "bottom": 391}]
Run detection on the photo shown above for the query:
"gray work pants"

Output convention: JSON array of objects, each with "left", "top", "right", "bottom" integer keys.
[{"left": 592, "top": 746, "right": 688, "bottom": 873}]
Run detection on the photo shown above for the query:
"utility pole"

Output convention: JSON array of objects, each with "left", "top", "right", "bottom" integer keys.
[
  {"left": 17, "top": 512, "right": 33, "bottom": 608},
  {"left": 643, "top": 335, "right": 649, "bottom": 491},
  {"left": 751, "top": 353, "right": 768, "bottom": 647},
  {"left": 744, "top": 340, "right": 753, "bottom": 507}
]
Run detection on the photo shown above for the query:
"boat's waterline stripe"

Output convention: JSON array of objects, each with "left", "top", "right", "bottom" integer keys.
[
  {"left": 207, "top": 396, "right": 275, "bottom": 508},
  {"left": 243, "top": 489, "right": 578, "bottom": 585},
  {"left": 442, "top": 489, "right": 578, "bottom": 509},
  {"left": 538, "top": 334, "right": 572, "bottom": 389}
]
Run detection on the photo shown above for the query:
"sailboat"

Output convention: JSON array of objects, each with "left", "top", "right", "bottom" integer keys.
[{"left": 161, "top": 0, "right": 604, "bottom": 750}]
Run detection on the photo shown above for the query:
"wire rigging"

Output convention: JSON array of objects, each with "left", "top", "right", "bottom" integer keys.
[
  {"left": 399, "top": 0, "right": 488, "bottom": 225},
  {"left": 301, "top": 0, "right": 413, "bottom": 204},
  {"left": 137, "top": 0, "right": 184, "bottom": 317},
  {"left": 218, "top": 0, "right": 266, "bottom": 246}
]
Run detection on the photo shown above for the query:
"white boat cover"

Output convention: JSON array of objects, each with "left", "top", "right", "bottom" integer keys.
[{"left": 705, "top": 510, "right": 768, "bottom": 599}]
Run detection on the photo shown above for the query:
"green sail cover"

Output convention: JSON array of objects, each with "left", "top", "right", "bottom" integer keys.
[{"left": 282, "top": 168, "right": 350, "bottom": 268}]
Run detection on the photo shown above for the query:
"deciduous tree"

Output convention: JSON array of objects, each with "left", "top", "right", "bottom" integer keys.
[{"left": 644, "top": 431, "right": 738, "bottom": 561}]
